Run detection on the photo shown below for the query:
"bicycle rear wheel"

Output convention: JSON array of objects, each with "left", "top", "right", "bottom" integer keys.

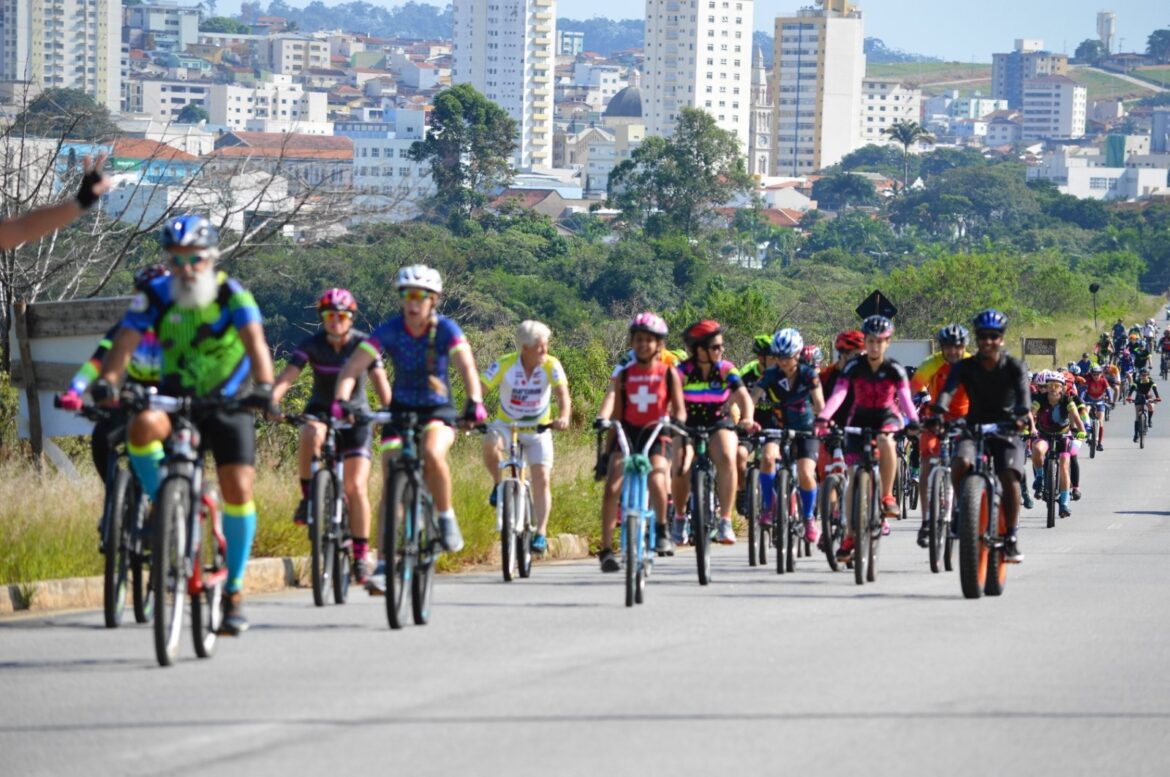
[
  {"left": 309, "top": 469, "right": 335, "bottom": 606},
  {"left": 745, "top": 467, "right": 759, "bottom": 568},
  {"left": 131, "top": 489, "right": 154, "bottom": 624},
  {"left": 383, "top": 471, "right": 413, "bottom": 629},
  {"left": 851, "top": 469, "right": 871, "bottom": 586},
  {"left": 819, "top": 475, "right": 843, "bottom": 571},
  {"left": 153, "top": 477, "right": 190, "bottom": 666},
  {"left": 191, "top": 510, "right": 224, "bottom": 659},
  {"left": 500, "top": 481, "right": 516, "bottom": 582},
  {"left": 103, "top": 468, "right": 132, "bottom": 629},
  {"left": 411, "top": 499, "right": 436, "bottom": 625},
  {"left": 958, "top": 476, "right": 989, "bottom": 600},
  {"left": 693, "top": 469, "right": 712, "bottom": 585}
]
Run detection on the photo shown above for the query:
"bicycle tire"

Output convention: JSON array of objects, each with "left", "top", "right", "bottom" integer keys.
[
  {"left": 818, "top": 475, "right": 843, "bottom": 571},
  {"left": 745, "top": 467, "right": 759, "bottom": 567},
  {"left": 333, "top": 502, "right": 351, "bottom": 605},
  {"left": 309, "top": 469, "right": 334, "bottom": 606},
  {"left": 383, "top": 470, "right": 412, "bottom": 629},
  {"left": 517, "top": 486, "right": 533, "bottom": 579},
  {"left": 103, "top": 468, "right": 132, "bottom": 629},
  {"left": 897, "top": 458, "right": 910, "bottom": 521},
  {"left": 191, "top": 507, "right": 223, "bottom": 659},
  {"left": 785, "top": 486, "right": 798, "bottom": 573},
  {"left": 927, "top": 468, "right": 946, "bottom": 574},
  {"left": 866, "top": 474, "right": 879, "bottom": 583},
  {"left": 1088, "top": 420, "right": 1097, "bottom": 459},
  {"left": 774, "top": 468, "right": 790, "bottom": 575},
  {"left": 410, "top": 498, "right": 435, "bottom": 625},
  {"left": 984, "top": 501, "right": 1007, "bottom": 597},
  {"left": 1045, "top": 454, "right": 1058, "bottom": 529},
  {"left": 957, "top": 476, "right": 988, "bottom": 600},
  {"left": 1140, "top": 411, "right": 1147, "bottom": 449},
  {"left": 500, "top": 481, "right": 516, "bottom": 582},
  {"left": 693, "top": 468, "right": 712, "bottom": 586},
  {"left": 131, "top": 487, "right": 154, "bottom": 624},
  {"left": 625, "top": 512, "right": 636, "bottom": 607},
  {"left": 851, "top": 469, "right": 871, "bottom": 586},
  {"left": 908, "top": 463, "right": 919, "bottom": 511},
  {"left": 153, "top": 477, "right": 190, "bottom": 666}
]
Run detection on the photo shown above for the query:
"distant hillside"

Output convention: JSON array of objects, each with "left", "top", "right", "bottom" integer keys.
[
  {"left": 253, "top": 1, "right": 453, "bottom": 39},
  {"left": 753, "top": 32, "right": 941, "bottom": 67}
]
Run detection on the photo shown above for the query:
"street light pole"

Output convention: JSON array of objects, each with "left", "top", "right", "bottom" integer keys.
[{"left": 1090, "top": 282, "right": 1101, "bottom": 330}]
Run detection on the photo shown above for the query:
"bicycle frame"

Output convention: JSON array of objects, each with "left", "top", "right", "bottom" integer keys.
[{"left": 843, "top": 425, "right": 885, "bottom": 585}]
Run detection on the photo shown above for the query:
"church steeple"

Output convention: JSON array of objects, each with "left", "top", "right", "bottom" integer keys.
[
  {"left": 748, "top": 46, "right": 774, "bottom": 177},
  {"left": 751, "top": 47, "right": 769, "bottom": 107}
]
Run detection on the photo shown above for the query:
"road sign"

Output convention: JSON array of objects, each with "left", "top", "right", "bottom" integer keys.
[
  {"left": 1022, "top": 337, "right": 1058, "bottom": 366},
  {"left": 856, "top": 289, "right": 897, "bottom": 320}
]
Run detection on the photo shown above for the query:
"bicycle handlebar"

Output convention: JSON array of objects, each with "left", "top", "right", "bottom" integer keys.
[{"left": 474, "top": 421, "right": 555, "bottom": 434}]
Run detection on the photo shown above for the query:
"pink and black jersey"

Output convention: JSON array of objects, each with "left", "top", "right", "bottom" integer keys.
[
  {"left": 290, "top": 330, "right": 382, "bottom": 411},
  {"left": 819, "top": 355, "right": 918, "bottom": 430}
]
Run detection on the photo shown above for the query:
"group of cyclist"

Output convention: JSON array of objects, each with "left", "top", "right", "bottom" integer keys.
[
  {"left": 1080, "top": 316, "right": 1168, "bottom": 449},
  {"left": 63, "top": 206, "right": 1168, "bottom": 631}
]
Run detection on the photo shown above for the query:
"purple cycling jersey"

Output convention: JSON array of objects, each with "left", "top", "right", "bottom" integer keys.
[{"left": 289, "top": 329, "right": 381, "bottom": 410}]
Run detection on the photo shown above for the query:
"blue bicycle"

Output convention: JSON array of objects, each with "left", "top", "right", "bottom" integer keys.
[{"left": 594, "top": 418, "right": 670, "bottom": 607}]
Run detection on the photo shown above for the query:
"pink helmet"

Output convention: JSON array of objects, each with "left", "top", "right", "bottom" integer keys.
[
  {"left": 628, "top": 312, "right": 668, "bottom": 338},
  {"left": 317, "top": 288, "right": 357, "bottom": 312}
]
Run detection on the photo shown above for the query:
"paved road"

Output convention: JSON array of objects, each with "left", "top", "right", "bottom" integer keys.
[
  {"left": 1074, "top": 64, "right": 1168, "bottom": 93},
  {"left": 3, "top": 411, "right": 1169, "bottom": 776}
]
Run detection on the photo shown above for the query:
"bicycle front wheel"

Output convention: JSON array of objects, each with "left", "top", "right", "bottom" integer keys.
[
  {"left": 410, "top": 498, "right": 436, "bottom": 625},
  {"left": 958, "top": 476, "right": 989, "bottom": 600},
  {"left": 927, "top": 469, "right": 947, "bottom": 574},
  {"left": 517, "top": 486, "right": 533, "bottom": 579},
  {"left": 191, "top": 511, "right": 224, "bottom": 659},
  {"left": 693, "top": 470, "right": 712, "bottom": 586},
  {"left": 383, "top": 471, "right": 413, "bottom": 629},
  {"left": 309, "top": 469, "right": 335, "bottom": 606},
  {"left": 624, "top": 513, "right": 636, "bottom": 607},
  {"left": 745, "top": 466, "right": 759, "bottom": 568},
  {"left": 774, "top": 468, "right": 790, "bottom": 575},
  {"left": 851, "top": 469, "right": 872, "bottom": 586},
  {"left": 333, "top": 502, "right": 351, "bottom": 605},
  {"left": 103, "top": 468, "right": 132, "bottom": 629},
  {"left": 818, "top": 475, "right": 844, "bottom": 571},
  {"left": 1044, "top": 455, "right": 1058, "bottom": 529},
  {"left": 153, "top": 477, "right": 190, "bottom": 666},
  {"left": 500, "top": 481, "right": 516, "bottom": 582}
]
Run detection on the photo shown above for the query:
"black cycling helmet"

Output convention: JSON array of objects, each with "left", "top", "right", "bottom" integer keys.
[
  {"left": 937, "top": 323, "right": 969, "bottom": 347},
  {"left": 861, "top": 315, "right": 894, "bottom": 338}
]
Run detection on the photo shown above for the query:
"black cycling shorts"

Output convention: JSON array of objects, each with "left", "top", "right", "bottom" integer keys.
[
  {"left": 955, "top": 434, "right": 1025, "bottom": 483},
  {"left": 196, "top": 407, "right": 256, "bottom": 468},
  {"left": 610, "top": 423, "right": 672, "bottom": 460},
  {"left": 306, "top": 401, "right": 373, "bottom": 459}
]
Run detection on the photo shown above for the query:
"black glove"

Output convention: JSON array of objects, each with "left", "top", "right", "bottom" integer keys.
[
  {"left": 119, "top": 382, "right": 148, "bottom": 408},
  {"left": 593, "top": 452, "right": 610, "bottom": 482},
  {"left": 76, "top": 169, "right": 103, "bottom": 210},
  {"left": 90, "top": 378, "right": 115, "bottom": 405},
  {"left": 249, "top": 382, "right": 277, "bottom": 414}
]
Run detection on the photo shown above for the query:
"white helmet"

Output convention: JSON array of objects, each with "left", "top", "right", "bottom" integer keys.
[{"left": 394, "top": 264, "right": 443, "bottom": 294}]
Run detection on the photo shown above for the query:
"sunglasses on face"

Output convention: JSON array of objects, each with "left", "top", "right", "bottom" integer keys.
[
  {"left": 321, "top": 310, "right": 353, "bottom": 323},
  {"left": 400, "top": 288, "right": 432, "bottom": 302},
  {"left": 701, "top": 342, "right": 725, "bottom": 352},
  {"left": 168, "top": 252, "right": 207, "bottom": 267},
  {"left": 976, "top": 331, "right": 1003, "bottom": 342}
]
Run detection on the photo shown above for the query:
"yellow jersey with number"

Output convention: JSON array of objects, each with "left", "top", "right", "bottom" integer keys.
[{"left": 482, "top": 352, "right": 567, "bottom": 424}]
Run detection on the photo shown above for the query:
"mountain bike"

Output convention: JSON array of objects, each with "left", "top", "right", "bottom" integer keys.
[
  {"left": 286, "top": 413, "right": 353, "bottom": 606},
  {"left": 480, "top": 421, "right": 553, "bottom": 582},
  {"left": 770, "top": 428, "right": 815, "bottom": 575},
  {"left": 594, "top": 418, "right": 669, "bottom": 606},
  {"left": 893, "top": 432, "right": 914, "bottom": 521},
  {"left": 923, "top": 420, "right": 957, "bottom": 574},
  {"left": 956, "top": 421, "right": 1021, "bottom": 600},
  {"left": 57, "top": 401, "right": 154, "bottom": 628},
  {"left": 1132, "top": 396, "right": 1159, "bottom": 449},
  {"left": 359, "top": 409, "right": 441, "bottom": 629},
  {"left": 673, "top": 421, "right": 722, "bottom": 586},
  {"left": 1160, "top": 352, "right": 1169, "bottom": 381},
  {"left": 817, "top": 427, "right": 848, "bottom": 572},
  {"left": 1082, "top": 402, "right": 1101, "bottom": 458},
  {"left": 1035, "top": 432, "right": 1066, "bottom": 530},
  {"left": 843, "top": 426, "right": 885, "bottom": 585},
  {"left": 129, "top": 392, "right": 263, "bottom": 666},
  {"left": 738, "top": 431, "right": 768, "bottom": 568}
]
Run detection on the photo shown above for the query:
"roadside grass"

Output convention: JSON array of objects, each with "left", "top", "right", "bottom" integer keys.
[
  {"left": 1128, "top": 66, "right": 1170, "bottom": 89},
  {"left": 0, "top": 431, "right": 606, "bottom": 586},
  {"left": 865, "top": 62, "right": 992, "bottom": 88},
  {"left": 1015, "top": 295, "right": 1164, "bottom": 367},
  {"left": 1066, "top": 68, "right": 1156, "bottom": 101}
]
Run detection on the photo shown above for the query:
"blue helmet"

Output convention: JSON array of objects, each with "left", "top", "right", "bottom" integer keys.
[
  {"left": 972, "top": 308, "right": 1008, "bottom": 333},
  {"left": 937, "top": 323, "right": 969, "bottom": 347},
  {"left": 770, "top": 328, "right": 803, "bottom": 358},
  {"left": 160, "top": 215, "right": 218, "bottom": 251}
]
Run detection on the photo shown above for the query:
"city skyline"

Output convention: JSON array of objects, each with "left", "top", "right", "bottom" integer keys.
[{"left": 215, "top": 0, "right": 1165, "bottom": 62}]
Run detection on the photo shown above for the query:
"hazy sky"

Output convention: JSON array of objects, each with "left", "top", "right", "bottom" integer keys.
[{"left": 214, "top": 1, "right": 1165, "bottom": 62}]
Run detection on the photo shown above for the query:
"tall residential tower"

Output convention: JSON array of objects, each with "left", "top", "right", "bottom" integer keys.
[
  {"left": 642, "top": 0, "right": 756, "bottom": 153},
  {"left": 770, "top": 0, "right": 865, "bottom": 175},
  {"left": 452, "top": 0, "right": 556, "bottom": 170}
]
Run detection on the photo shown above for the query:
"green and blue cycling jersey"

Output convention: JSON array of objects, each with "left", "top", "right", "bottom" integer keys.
[{"left": 120, "top": 271, "right": 261, "bottom": 398}]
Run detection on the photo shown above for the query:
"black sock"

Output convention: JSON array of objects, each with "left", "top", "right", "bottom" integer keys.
[{"left": 300, "top": 478, "right": 311, "bottom": 498}]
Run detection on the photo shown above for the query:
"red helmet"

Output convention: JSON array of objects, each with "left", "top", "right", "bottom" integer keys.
[
  {"left": 133, "top": 263, "right": 169, "bottom": 290},
  {"left": 317, "top": 288, "right": 357, "bottom": 312},
  {"left": 800, "top": 344, "right": 824, "bottom": 367},
  {"left": 835, "top": 330, "right": 864, "bottom": 352},
  {"left": 683, "top": 319, "right": 724, "bottom": 347}
]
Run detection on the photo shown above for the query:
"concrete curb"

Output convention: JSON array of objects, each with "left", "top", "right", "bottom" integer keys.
[{"left": 0, "top": 533, "right": 593, "bottom": 617}]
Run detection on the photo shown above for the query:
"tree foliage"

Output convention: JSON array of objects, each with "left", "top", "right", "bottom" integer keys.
[
  {"left": 608, "top": 108, "right": 751, "bottom": 237},
  {"left": 1074, "top": 38, "right": 1106, "bottom": 64},
  {"left": 176, "top": 104, "right": 209, "bottom": 124},
  {"left": 199, "top": 16, "right": 251, "bottom": 33},
  {"left": 811, "top": 173, "right": 878, "bottom": 211},
  {"left": 11, "top": 89, "right": 120, "bottom": 141},
  {"left": 1147, "top": 29, "right": 1170, "bottom": 63}
]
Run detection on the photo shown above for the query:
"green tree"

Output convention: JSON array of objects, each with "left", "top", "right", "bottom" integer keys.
[
  {"left": 1074, "top": 38, "right": 1106, "bottom": 64},
  {"left": 409, "top": 83, "right": 517, "bottom": 228},
  {"left": 176, "top": 104, "right": 209, "bottom": 124},
  {"left": 811, "top": 172, "right": 877, "bottom": 211},
  {"left": 199, "top": 16, "right": 251, "bottom": 33},
  {"left": 1147, "top": 29, "right": 1170, "bottom": 63},
  {"left": 881, "top": 120, "right": 935, "bottom": 191},
  {"left": 608, "top": 107, "right": 751, "bottom": 236},
  {"left": 11, "top": 88, "right": 120, "bottom": 140}
]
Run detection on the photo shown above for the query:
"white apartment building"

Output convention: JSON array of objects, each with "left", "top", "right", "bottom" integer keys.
[
  {"left": 1021, "top": 75, "right": 1086, "bottom": 141},
  {"left": 860, "top": 78, "right": 921, "bottom": 147},
  {"left": 123, "top": 3, "right": 200, "bottom": 53},
  {"left": 771, "top": 1, "right": 865, "bottom": 175},
  {"left": 642, "top": 0, "right": 755, "bottom": 152},
  {"left": 336, "top": 109, "right": 436, "bottom": 221},
  {"left": 452, "top": 0, "right": 555, "bottom": 170},
  {"left": 573, "top": 62, "right": 628, "bottom": 111},
  {"left": 1027, "top": 148, "right": 1168, "bottom": 201},
  {"left": 0, "top": 0, "right": 122, "bottom": 109},
  {"left": 126, "top": 76, "right": 210, "bottom": 122},
  {"left": 265, "top": 36, "right": 331, "bottom": 76},
  {"left": 208, "top": 73, "right": 329, "bottom": 132}
]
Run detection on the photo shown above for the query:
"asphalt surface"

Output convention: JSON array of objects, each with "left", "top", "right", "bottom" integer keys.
[{"left": 3, "top": 410, "right": 1169, "bottom": 776}]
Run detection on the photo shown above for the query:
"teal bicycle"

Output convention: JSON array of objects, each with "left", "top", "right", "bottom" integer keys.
[{"left": 594, "top": 417, "right": 670, "bottom": 607}]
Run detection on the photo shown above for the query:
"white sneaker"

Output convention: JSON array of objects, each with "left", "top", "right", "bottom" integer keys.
[
  {"left": 438, "top": 513, "right": 464, "bottom": 553},
  {"left": 716, "top": 518, "right": 736, "bottom": 545}
]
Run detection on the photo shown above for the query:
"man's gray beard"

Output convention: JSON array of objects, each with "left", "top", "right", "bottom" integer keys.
[{"left": 171, "top": 267, "right": 217, "bottom": 309}]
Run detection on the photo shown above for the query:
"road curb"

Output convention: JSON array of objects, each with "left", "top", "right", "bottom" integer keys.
[{"left": 0, "top": 533, "right": 593, "bottom": 617}]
